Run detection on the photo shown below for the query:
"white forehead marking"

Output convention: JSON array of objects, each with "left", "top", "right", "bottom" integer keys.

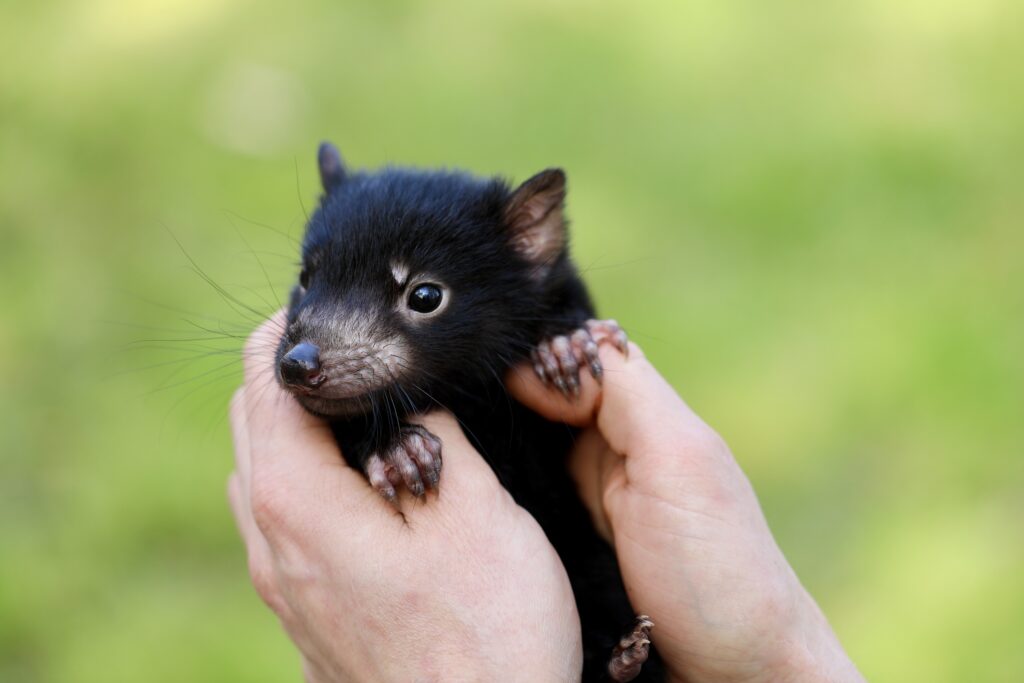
[{"left": 391, "top": 261, "right": 409, "bottom": 287}]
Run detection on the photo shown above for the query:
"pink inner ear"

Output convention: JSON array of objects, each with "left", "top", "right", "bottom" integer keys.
[
  {"left": 518, "top": 189, "right": 558, "bottom": 225},
  {"left": 506, "top": 169, "right": 566, "bottom": 231},
  {"left": 503, "top": 169, "right": 567, "bottom": 275},
  {"left": 505, "top": 172, "right": 567, "bottom": 274}
]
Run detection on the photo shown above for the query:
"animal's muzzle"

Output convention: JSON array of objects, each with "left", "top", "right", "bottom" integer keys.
[{"left": 279, "top": 341, "right": 324, "bottom": 388}]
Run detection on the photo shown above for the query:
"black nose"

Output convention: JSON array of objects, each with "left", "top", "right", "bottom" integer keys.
[{"left": 280, "top": 342, "right": 323, "bottom": 387}]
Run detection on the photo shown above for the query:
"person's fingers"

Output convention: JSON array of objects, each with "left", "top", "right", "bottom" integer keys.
[
  {"left": 505, "top": 359, "right": 601, "bottom": 427},
  {"left": 227, "top": 469, "right": 280, "bottom": 586},
  {"left": 409, "top": 412, "right": 491, "bottom": 484},
  {"left": 229, "top": 386, "right": 253, "bottom": 505},
  {"left": 227, "top": 470, "right": 291, "bottom": 616},
  {"left": 505, "top": 341, "right": 652, "bottom": 427},
  {"left": 228, "top": 386, "right": 277, "bottom": 561},
  {"left": 564, "top": 429, "right": 617, "bottom": 542},
  {"left": 241, "top": 311, "right": 340, "bottom": 470},
  {"left": 407, "top": 411, "right": 509, "bottom": 504},
  {"left": 509, "top": 340, "right": 714, "bottom": 458},
  {"left": 240, "top": 312, "right": 379, "bottom": 537},
  {"left": 227, "top": 470, "right": 254, "bottom": 545},
  {"left": 227, "top": 384, "right": 289, "bottom": 615}
]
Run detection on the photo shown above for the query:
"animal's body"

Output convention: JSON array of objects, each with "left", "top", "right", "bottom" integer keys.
[{"left": 275, "top": 143, "right": 661, "bottom": 681}]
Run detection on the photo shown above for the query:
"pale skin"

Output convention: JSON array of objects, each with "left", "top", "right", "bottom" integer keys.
[{"left": 228, "top": 315, "right": 865, "bottom": 682}]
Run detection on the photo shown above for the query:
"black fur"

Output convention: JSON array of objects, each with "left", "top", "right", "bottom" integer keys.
[{"left": 276, "top": 155, "right": 664, "bottom": 682}]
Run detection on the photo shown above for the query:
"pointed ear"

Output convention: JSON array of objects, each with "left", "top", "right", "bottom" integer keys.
[
  {"left": 503, "top": 169, "right": 567, "bottom": 272},
  {"left": 317, "top": 141, "right": 346, "bottom": 193}
]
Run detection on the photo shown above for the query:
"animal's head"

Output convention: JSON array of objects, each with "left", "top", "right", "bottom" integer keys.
[{"left": 275, "top": 142, "right": 573, "bottom": 417}]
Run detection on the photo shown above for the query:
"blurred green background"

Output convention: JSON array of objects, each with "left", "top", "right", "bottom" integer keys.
[{"left": 2, "top": 0, "right": 1022, "bottom": 680}]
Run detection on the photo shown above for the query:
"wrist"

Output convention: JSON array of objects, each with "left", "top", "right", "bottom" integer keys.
[
  {"left": 421, "top": 656, "right": 581, "bottom": 683},
  {"left": 408, "top": 635, "right": 582, "bottom": 683},
  {"left": 759, "top": 588, "right": 865, "bottom": 683},
  {"left": 660, "top": 584, "right": 863, "bottom": 683}
]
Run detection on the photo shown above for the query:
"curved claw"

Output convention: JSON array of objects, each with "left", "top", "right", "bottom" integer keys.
[
  {"left": 364, "top": 425, "right": 443, "bottom": 505},
  {"left": 366, "top": 454, "right": 397, "bottom": 504},
  {"left": 532, "top": 318, "right": 629, "bottom": 397},
  {"left": 586, "top": 318, "right": 629, "bottom": 358},
  {"left": 607, "top": 615, "right": 654, "bottom": 682}
]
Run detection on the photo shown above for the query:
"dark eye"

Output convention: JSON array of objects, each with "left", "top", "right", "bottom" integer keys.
[
  {"left": 408, "top": 283, "right": 443, "bottom": 313},
  {"left": 299, "top": 268, "right": 310, "bottom": 288}
]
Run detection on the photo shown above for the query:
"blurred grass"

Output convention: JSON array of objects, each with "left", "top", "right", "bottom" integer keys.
[{"left": 1, "top": 0, "right": 1022, "bottom": 680}]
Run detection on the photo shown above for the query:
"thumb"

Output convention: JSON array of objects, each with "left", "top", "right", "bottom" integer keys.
[
  {"left": 505, "top": 340, "right": 664, "bottom": 450},
  {"left": 503, "top": 342, "right": 632, "bottom": 428},
  {"left": 508, "top": 340, "right": 711, "bottom": 469},
  {"left": 411, "top": 410, "right": 515, "bottom": 497}
]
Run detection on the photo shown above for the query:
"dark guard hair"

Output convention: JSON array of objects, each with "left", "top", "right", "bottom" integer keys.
[{"left": 275, "top": 143, "right": 664, "bottom": 681}]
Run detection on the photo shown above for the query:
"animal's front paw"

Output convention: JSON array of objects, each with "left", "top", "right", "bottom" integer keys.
[
  {"left": 531, "top": 318, "right": 628, "bottom": 397},
  {"left": 607, "top": 615, "right": 654, "bottom": 682},
  {"left": 364, "top": 425, "right": 442, "bottom": 504}
]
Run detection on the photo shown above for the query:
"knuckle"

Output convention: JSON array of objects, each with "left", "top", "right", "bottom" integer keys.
[
  {"left": 250, "top": 477, "right": 290, "bottom": 536},
  {"left": 695, "top": 426, "right": 730, "bottom": 457},
  {"left": 248, "top": 555, "right": 287, "bottom": 614},
  {"left": 247, "top": 554, "right": 274, "bottom": 597},
  {"left": 671, "top": 425, "right": 728, "bottom": 462}
]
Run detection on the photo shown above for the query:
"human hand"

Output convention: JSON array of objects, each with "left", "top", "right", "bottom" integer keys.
[
  {"left": 227, "top": 315, "right": 582, "bottom": 683},
  {"left": 508, "top": 343, "right": 865, "bottom": 683}
]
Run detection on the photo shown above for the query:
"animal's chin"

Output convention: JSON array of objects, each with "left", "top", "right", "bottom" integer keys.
[
  {"left": 276, "top": 368, "right": 399, "bottom": 418},
  {"left": 290, "top": 393, "right": 373, "bottom": 418}
]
